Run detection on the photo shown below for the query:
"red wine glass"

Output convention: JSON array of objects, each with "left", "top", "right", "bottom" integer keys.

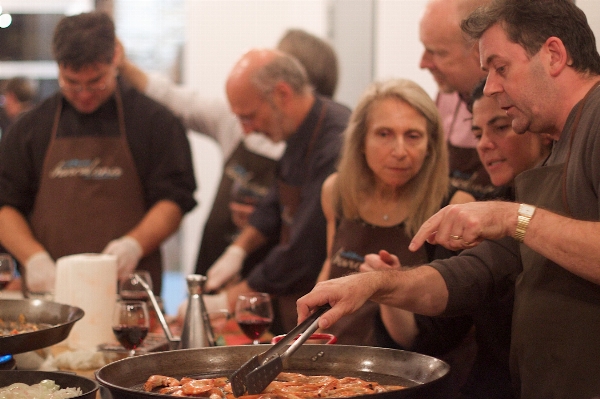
[
  {"left": 234, "top": 292, "right": 273, "bottom": 345},
  {"left": 0, "top": 254, "right": 16, "bottom": 293},
  {"left": 112, "top": 300, "right": 150, "bottom": 356}
]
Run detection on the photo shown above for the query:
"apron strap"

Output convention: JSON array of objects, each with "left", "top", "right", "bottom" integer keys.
[{"left": 303, "top": 103, "right": 328, "bottom": 169}]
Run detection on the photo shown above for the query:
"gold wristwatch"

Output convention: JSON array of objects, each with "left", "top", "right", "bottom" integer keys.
[{"left": 514, "top": 203, "right": 536, "bottom": 243}]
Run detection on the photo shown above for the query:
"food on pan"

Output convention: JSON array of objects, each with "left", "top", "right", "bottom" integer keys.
[
  {"left": 143, "top": 372, "right": 405, "bottom": 398},
  {"left": 0, "top": 314, "right": 52, "bottom": 337},
  {"left": 0, "top": 379, "right": 82, "bottom": 399}
]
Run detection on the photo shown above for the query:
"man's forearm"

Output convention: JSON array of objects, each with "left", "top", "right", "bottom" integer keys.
[
  {"left": 523, "top": 208, "right": 600, "bottom": 285},
  {"left": 126, "top": 200, "right": 182, "bottom": 255},
  {"left": 371, "top": 266, "right": 449, "bottom": 316},
  {"left": 119, "top": 59, "right": 149, "bottom": 92},
  {"left": 0, "top": 205, "right": 47, "bottom": 264},
  {"left": 231, "top": 225, "right": 268, "bottom": 255}
]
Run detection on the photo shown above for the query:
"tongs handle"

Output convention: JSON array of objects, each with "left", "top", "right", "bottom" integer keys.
[{"left": 260, "top": 303, "right": 331, "bottom": 361}]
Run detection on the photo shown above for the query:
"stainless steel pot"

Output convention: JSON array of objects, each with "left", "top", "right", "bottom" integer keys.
[
  {"left": 0, "top": 299, "right": 84, "bottom": 355},
  {"left": 0, "top": 370, "right": 99, "bottom": 399},
  {"left": 96, "top": 345, "right": 450, "bottom": 399}
]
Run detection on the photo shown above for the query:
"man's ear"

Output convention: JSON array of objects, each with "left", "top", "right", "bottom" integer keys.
[
  {"left": 272, "top": 81, "right": 293, "bottom": 107},
  {"left": 113, "top": 38, "right": 124, "bottom": 68},
  {"left": 545, "top": 36, "right": 570, "bottom": 77}
]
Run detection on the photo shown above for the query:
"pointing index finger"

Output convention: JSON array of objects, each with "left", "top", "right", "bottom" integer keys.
[{"left": 409, "top": 211, "right": 444, "bottom": 251}]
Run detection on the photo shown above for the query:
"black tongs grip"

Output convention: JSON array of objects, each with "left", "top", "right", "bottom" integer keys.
[{"left": 230, "top": 304, "right": 331, "bottom": 397}]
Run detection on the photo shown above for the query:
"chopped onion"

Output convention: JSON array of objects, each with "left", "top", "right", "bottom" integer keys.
[{"left": 0, "top": 379, "right": 82, "bottom": 399}]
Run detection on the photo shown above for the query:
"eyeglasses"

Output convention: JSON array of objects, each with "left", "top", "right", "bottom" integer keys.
[{"left": 58, "top": 75, "right": 109, "bottom": 94}]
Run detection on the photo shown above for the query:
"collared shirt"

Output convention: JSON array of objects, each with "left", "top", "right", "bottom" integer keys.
[{"left": 246, "top": 96, "right": 351, "bottom": 294}]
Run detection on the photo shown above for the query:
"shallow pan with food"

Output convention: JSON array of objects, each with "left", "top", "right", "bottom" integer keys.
[
  {"left": 0, "top": 299, "right": 84, "bottom": 355},
  {"left": 96, "top": 344, "right": 450, "bottom": 399},
  {"left": 0, "top": 370, "right": 99, "bottom": 399}
]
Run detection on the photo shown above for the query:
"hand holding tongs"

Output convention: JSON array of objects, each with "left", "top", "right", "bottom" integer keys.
[{"left": 229, "top": 304, "right": 331, "bottom": 397}]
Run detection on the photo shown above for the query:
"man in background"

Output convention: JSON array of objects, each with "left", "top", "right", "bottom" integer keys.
[
  {"left": 117, "top": 28, "right": 340, "bottom": 285},
  {"left": 0, "top": 77, "right": 38, "bottom": 139},
  {"left": 419, "top": 0, "right": 493, "bottom": 196},
  {"left": 213, "top": 48, "right": 350, "bottom": 334},
  {"left": 0, "top": 12, "right": 196, "bottom": 294}
]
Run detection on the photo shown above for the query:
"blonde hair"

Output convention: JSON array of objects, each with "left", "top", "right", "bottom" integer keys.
[{"left": 335, "top": 78, "right": 449, "bottom": 236}]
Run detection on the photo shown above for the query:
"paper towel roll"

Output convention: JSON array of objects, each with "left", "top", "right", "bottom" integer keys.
[{"left": 54, "top": 253, "right": 117, "bottom": 351}]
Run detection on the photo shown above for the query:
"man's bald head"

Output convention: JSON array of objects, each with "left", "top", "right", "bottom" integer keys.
[
  {"left": 226, "top": 48, "right": 310, "bottom": 98},
  {"left": 419, "top": 0, "right": 490, "bottom": 97},
  {"left": 225, "top": 48, "right": 314, "bottom": 142}
]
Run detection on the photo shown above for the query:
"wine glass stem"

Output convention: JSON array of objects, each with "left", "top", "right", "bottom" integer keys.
[
  {"left": 129, "top": 349, "right": 136, "bottom": 357},
  {"left": 253, "top": 339, "right": 259, "bottom": 345}
]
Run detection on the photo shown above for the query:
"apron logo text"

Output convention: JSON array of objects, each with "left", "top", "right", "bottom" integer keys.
[
  {"left": 331, "top": 248, "right": 362, "bottom": 271},
  {"left": 50, "top": 158, "right": 123, "bottom": 180}
]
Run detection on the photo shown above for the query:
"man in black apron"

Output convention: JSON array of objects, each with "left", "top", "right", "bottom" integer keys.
[
  {"left": 209, "top": 48, "right": 350, "bottom": 334},
  {"left": 298, "top": 1, "right": 600, "bottom": 397},
  {"left": 0, "top": 12, "right": 196, "bottom": 295}
]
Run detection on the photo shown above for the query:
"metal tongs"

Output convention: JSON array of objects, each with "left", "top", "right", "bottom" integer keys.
[{"left": 230, "top": 304, "right": 331, "bottom": 397}]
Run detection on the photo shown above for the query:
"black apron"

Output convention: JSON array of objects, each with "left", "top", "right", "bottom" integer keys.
[
  {"left": 29, "top": 87, "right": 162, "bottom": 293},
  {"left": 272, "top": 104, "right": 327, "bottom": 334},
  {"left": 325, "top": 218, "right": 428, "bottom": 345},
  {"left": 195, "top": 141, "right": 279, "bottom": 277}
]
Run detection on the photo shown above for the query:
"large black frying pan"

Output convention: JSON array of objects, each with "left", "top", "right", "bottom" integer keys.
[
  {"left": 0, "top": 299, "right": 84, "bottom": 356},
  {"left": 96, "top": 345, "right": 450, "bottom": 399},
  {"left": 0, "top": 370, "right": 99, "bottom": 399}
]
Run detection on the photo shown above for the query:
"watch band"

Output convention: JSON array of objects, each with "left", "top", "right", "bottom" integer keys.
[{"left": 514, "top": 203, "right": 536, "bottom": 243}]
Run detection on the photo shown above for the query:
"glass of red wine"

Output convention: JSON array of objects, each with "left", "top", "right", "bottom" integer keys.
[
  {"left": 112, "top": 300, "right": 150, "bottom": 356},
  {"left": 234, "top": 292, "right": 273, "bottom": 345},
  {"left": 0, "top": 254, "right": 16, "bottom": 293}
]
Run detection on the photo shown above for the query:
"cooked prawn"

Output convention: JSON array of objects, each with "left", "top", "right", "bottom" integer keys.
[
  {"left": 143, "top": 375, "right": 181, "bottom": 392},
  {"left": 181, "top": 379, "right": 223, "bottom": 397}
]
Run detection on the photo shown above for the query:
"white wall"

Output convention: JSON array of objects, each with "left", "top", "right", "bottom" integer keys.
[{"left": 375, "top": 0, "right": 434, "bottom": 97}]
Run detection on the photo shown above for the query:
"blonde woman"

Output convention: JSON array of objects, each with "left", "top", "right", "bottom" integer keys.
[{"left": 318, "top": 78, "right": 474, "bottom": 346}]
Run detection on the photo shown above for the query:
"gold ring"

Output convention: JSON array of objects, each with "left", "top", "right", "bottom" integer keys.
[{"left": 450, "top": 234, "right": 462, "bottom": 240}]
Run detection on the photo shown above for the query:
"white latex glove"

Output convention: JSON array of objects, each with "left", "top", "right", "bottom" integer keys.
[
  {"left": 102, "top": 236, "right": 143, "bottom": 281},
  {"left": 205, "top": 245, "right": 246, "bottom": 292},
  {"left": 26, "top": 251, "right": 56, "bottom": 294}
]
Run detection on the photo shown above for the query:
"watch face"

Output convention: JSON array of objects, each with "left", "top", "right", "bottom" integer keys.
[{"left": 519, "top": 204, "right": 536, "bottom": 217}]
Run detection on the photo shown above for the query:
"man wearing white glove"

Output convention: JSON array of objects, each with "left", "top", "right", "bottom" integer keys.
[
  {"left": 205, "top": 245, "right": 246, "bottom": 292},
  {"left": 102, "top": 236, "right": 143, "bottom": 282},
  {"left": 202, "top": 49, "right": 350, "bottom": 335},
  {"left": 0, "top": 12, "right": 196, "bottom": 295}
]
